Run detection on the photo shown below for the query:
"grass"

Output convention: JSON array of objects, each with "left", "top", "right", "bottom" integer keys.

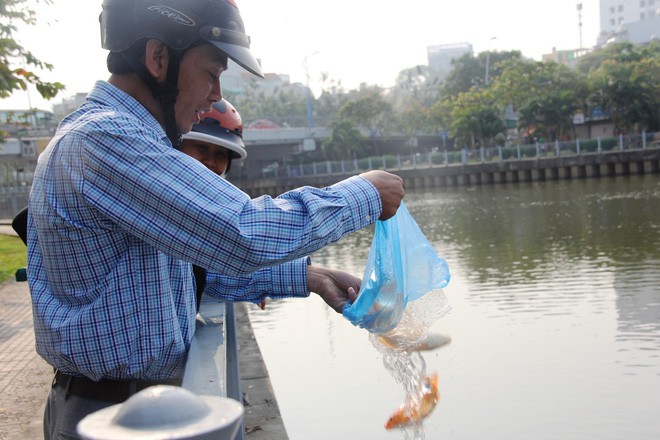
[{"left": 0, "top": 235, "right": 27, "bottom": 283}]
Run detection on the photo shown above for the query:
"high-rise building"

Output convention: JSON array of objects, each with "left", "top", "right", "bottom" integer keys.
[
  {"left": 598, "top": 0, "right": 660, "bottom": 45},
  {"left": 427, "top": 43, "right": 474, "bottom": 75}
]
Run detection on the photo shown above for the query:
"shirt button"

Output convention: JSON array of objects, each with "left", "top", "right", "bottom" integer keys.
[{"left": 366, "top": 215, "right": 371, "bottom": 221}]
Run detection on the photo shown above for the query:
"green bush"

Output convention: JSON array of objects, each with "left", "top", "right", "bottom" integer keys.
[{"left": 0, "top": 235, "right": 27, "bottom": 283}]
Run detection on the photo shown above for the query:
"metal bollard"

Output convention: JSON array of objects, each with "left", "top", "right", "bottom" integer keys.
[{"left": 77, "top": 385, "right": 244, "bottom": 440}]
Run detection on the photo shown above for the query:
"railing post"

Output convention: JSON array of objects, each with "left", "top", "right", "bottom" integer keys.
[
  {"left": 516, "top": 144, "right": 521, "bottom": 160},
  {"left": 461, "top": 148, "right": 467, "bottom": 165},
  {"left": 397, "top": 155, "right": 401, "bottom": 169},
  {"left": 444, "top": 150, "right": 448, "bottom": 165},
  {"left": 480, "top": 147, "right": 485, "bottom": 163},
  {"left": 498, "top": 146, "right": 502, "bottom": 161},
  {"left": 535, "top": 142, "right": 540, "bottom": 157},
  {"left": 555, "top": 140, "right": 560, "bottom": 157},
  {"left": 598, "top": 137, "right": 602, "bottom": 153},
  {"left": 642, "top": 131, "right": 647, "bottom": 149},
  {"left": 619, "top": 134, "right": 624, "bottom": 151},
  {"left": 576, "top": 138, "right": 581, "bottom": 155}
]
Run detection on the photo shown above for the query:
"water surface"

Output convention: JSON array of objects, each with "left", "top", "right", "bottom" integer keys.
[{"left": 248, "top": 175, "right": 660, "bottom": 439}]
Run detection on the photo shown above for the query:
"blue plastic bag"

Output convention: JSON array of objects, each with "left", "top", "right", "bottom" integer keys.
[{"left": 342, "top": 202, "right": 451, "bottom": 333}]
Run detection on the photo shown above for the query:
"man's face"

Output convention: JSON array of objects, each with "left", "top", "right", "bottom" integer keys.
[
  {"left": 175, "top": 44, "right": 226, "bottom": 134},
  {"left": 181, "top": 140, "right": 230, "bottom": 176}
]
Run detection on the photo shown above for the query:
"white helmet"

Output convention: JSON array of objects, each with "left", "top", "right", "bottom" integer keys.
[{"left": 182, "top": 99, "right": 246, "bottom": 159}]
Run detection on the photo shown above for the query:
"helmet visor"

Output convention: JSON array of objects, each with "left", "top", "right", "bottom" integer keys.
[
  {"left": 182, "top": 131, "right": 246, "bottom": 160},
  {"left": 199, "top": 25, "right": 263, "bottom": 78}
]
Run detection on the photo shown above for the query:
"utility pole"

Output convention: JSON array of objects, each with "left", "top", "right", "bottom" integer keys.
[
  {"left": 577, "top": 3, "right": 583, "bottom": 51},
  {"left": 303, "top": 51, "right": 320, "bottom": 128},
  {"left": 485, "top": 36, "right": 497, "bottom": 86}
]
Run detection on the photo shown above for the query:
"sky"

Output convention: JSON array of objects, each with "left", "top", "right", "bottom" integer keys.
[{"left": 1, "top": 0, "right": 601, "bottom": 111}]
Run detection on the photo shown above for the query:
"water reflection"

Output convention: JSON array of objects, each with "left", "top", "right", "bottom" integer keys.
[{"left": 249, "top": 175, "right": 660, "bottom": 439}]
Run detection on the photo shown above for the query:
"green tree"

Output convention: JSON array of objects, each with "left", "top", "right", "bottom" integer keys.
[
  {"left": 588, "top": 58, "right": 659, "bottom": 132},
  {"left": 336, "top": 86, "right": 392, "bottom": 156},
  {"left": 0, "top": 0, "right": 65, "bottom": 101},
  {"left": 583, "top": 42, "right": 660, "bottom": 132},
  {"left": 228, "top": 82, "right": 307, "bottom": 128},
  {"left": 433, "top": 87, "right": 505, "bottom": 148},
  {"left": 313, "top": 72, "right": 349, "bottom": 128},
  {"left": 576, "top": 41, "right": 645, "bottom": 74},
  {"left": 389, "top": 65, "right": 441, "bottom": 144},
  {"left": 323, "top": 118, "right": 364, "bottom": 161},
  {"left": 490, "top": 59, "right": 583, "bottom": 141},
  {"left": 442, "top": 50, "right": 522, "bottom": 97}
]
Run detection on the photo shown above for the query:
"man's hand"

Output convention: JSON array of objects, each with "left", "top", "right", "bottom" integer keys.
[
  {"left": 307, "top": 265, "right": 361, "bottom": 313},
  {"left": 359, "top": 170, "right": 405, "bottom": 220}
]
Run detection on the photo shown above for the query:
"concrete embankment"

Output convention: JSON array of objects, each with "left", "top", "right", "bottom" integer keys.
[{"left": 236, "top": 148, "right": 660, "bottom": 197}]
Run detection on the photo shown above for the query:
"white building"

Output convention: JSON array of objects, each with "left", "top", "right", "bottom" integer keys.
[
  {"left": 427, "top": 43, "right": 474, "bottom": 75},
  {"left": 598, "top": 0, "right": 660, "bottom": 45}
]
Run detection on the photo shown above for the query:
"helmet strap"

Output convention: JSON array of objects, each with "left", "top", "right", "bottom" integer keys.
[{"left": 120, "top": 49, "right": 182, "bottom": 148}]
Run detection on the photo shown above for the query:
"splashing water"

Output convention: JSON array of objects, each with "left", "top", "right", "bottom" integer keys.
[{"left": 370, "top": 289, "right": 451, "bottom": 439}]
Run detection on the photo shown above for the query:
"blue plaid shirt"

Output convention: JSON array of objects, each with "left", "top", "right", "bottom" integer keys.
[{"left": 27, "top": 81, "right": 381, "bottom": 381}]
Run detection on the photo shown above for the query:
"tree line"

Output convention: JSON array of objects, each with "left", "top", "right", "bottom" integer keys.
[
  {"left": 2, "top": 1, "right": 658, "bottom": 162},
  {"left": 229, "top": 41, "right": 660, "bottom": 161}
]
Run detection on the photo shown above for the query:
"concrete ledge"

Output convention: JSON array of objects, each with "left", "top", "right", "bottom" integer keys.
[{"left": 234, "top": 303, "right": 288, "bottom": 440}]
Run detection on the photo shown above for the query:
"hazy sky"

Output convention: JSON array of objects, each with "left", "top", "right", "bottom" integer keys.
[{"left": 1, "top": 0, "right": 600, "bottom": 110}]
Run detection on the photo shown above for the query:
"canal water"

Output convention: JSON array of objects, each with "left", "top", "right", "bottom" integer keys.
[{"left": 247, "top": 175, "right": 660, "bottom": 440}]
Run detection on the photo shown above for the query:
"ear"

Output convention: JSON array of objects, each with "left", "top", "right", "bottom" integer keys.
[{"left": 143, "top": 39, "right": 169, "bottom": 83}]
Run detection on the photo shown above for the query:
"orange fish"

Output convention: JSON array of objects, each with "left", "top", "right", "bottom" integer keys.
[
  {"left": 385, "top": 373, "right": 440, "bottom": 429},
  {"left": 379, "top": 332, "right": 452, "bottom": 352}
]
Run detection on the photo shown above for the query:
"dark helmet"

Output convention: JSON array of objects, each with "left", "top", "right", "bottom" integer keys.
[
  {"left": 100, "top": 0, "right": 263, "bottom": 77},
  {"left": 182, "top": 99, "right": 246, "bottom": 159}
]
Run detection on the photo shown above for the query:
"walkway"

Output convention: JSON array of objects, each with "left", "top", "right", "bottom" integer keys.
[{"left": 0, "top": 278, "right": 52, "bottom": 440}]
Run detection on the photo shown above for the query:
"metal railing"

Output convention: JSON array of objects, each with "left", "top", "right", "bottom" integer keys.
[
  {"left": 264, "top": 131, "right": 660, "bottom": 179},
  {"left": 182, "top": 297, "right": 245, "bottom": 440}
]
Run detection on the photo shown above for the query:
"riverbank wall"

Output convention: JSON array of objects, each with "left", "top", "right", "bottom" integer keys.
[{"left": 235, "top": 148, "right": 660, "bottom": 197}]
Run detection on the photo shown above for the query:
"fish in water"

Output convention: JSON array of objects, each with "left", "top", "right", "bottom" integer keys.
[
  {"left": 379, "top": 332, "right": 452, "bottom": 352},
  {"left": 385, "top": 373, "right": 440, "bottom": 429}
]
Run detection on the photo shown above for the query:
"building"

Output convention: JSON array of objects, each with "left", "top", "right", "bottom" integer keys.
[
  {"left": 541, "top": 47, "right": 591, "bottom": 66},
  {"left": 0, "top": 109, "right": 56, "bottom": 137},
  {"left": 427, "top": 42, "right": 474, "bottom": 75},
  {"left": 598, "top": 0, "right": 660, "bottom": 45},
  {"left": 52, "top": 93, "right": 87, "bottom": 122}
]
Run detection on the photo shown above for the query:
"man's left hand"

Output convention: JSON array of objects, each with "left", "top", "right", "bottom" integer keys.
[{"left": 306, "top": 265, "right": 360, "bottom": 313}]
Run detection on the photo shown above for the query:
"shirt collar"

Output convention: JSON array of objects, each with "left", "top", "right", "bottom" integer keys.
[{"left": 87, "top": 80, "right": 170, "bottom": 144}]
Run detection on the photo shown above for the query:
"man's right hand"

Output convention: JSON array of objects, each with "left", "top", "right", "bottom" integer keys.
[{"left": 359, "top": 170, "right": 405, "bottom": 220}]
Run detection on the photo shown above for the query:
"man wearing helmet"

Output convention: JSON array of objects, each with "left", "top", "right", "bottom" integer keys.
[
  {"left": 180, "top": 99, "right": 246, "bottom": 178},
  {"left": 28, "top": 1, "right": 405, "bottom": 437},
  {"left": 180, "top": 98, "right": 265, "bottom": 311}
]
